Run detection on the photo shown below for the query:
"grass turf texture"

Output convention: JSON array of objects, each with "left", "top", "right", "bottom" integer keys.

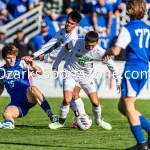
[{"left": 0, "top": 97, "right": 150, "bottom": 150}]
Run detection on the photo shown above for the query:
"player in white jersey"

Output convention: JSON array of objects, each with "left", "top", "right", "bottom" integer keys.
[
  {"left": 22, "top": 10, "right": 86, "bottom": 128},
  {"left": 49, "top": 31, "right": 120, "bottom": 130}
]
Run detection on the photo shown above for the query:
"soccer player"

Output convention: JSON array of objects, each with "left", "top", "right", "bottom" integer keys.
[
  {"left": 22, "top": 10, "right": 87, "bottom": 127},
  {"left": 103, "top": 0, "right": 150, "bottom": 149},
  {"left": 0, "top": 45, "right": 58, "bottom": 129},
  {"left": 49, "top": 31, "right": 120, "bottom": 130}
]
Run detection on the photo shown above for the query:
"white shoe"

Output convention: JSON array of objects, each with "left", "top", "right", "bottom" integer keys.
[
  {"left": 3, "top": 122, "right": 15, "bottom": 129},
  {"left": 0, "top": 122, "right": 3, "bottom": 128},
  {"left": 48, "top": 122, "right": 64, "bottom": 129},
  {"left": 97, "top": 119, "right": 112, "bottom": 130}
]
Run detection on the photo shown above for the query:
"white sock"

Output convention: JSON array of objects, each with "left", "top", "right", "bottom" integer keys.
[
  {"left": 74, "top": 98, "right": 86, "bottom": 115},
  {"left": 70, "top": 99, "right": 77, "bottom": 112},
  {"left": 60, "top": 103, "right": 70, "bottom": 119},
  {"left": 92, "top": 105, "right": 101, "bottom": 124}
]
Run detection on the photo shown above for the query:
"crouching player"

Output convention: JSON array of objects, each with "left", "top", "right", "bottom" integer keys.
[
  {"left": 49, "top": 31, "right": 120, "bottom": 130},
  {"left": 0, "top": 45, "right": 58, "bottom": 129}
]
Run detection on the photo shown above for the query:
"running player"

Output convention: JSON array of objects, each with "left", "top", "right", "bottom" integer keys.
[{"left": 103, "top": 0, "right": 150, "bottom": 149}]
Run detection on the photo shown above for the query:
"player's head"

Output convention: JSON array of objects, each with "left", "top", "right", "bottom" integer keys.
[
  {"left": 127, "top": 0, "right": 146, "bottom": 20},
  {"left": 2, "top": 45, "right": 18, "bottom": 67},
  {"left": 85, "top": 31, "right": 99, "bottom": 50},
  {"left": 65, "top": 10, "right": 82, "bottom": 33}
]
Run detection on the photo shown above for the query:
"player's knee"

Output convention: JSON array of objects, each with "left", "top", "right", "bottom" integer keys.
[
  {"left": 2, "top": 111, "right": 12, "bottom": 119},
  {"left": 30, "top": 86, "right": 38, "bottom": 93},
  {"left": 92, "top": 102, "right": 99, "bottom": 107},
  {"left": 62, "top": 99, "right": 71, "bottom": 105},
  {"left": 125, "top": 107, "right": 134, "bottom": 116},
  {"left": 72, "top": 92, "right": 80, "bottom": 100}
]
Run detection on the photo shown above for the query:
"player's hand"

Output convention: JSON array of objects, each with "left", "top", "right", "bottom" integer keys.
[
  {"left": 52, "top": 68, "right": 58, "bottom": 72},
  {"left": 106, "top": 27, "right": 110, "bottom": 36},
  {"left": 102, "top": 55, "right": 111, "bottom": 64},
  {"left": 94, "top": 27, "right": 100, "bottom": 33},
  {"left": 39, "top": 54, "right": 44, "bottom": 61},
  {"left": 22, "top": 56, "right": 34, "bottom": 61},
  {"left": 116, "top": 84, "right": 121, "bottom": 94},
  {"left": 22, "top": 56, "right": 34, "bottom": 66}
]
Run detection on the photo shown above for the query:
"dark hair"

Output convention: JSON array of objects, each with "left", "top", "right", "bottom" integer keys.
[
  {"left": 2, "top": 45, "right": 18, "bottom": 59},
  {"left": 67, "top": 10, "right": 82, "bottom": 23},
  {"left": 85, "top": 31, "right": 99, "bottom": 42}
]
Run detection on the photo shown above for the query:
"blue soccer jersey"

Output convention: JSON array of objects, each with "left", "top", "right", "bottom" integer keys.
[
  {"left": 0, "top": 59, "right": 30, "bottom": 98},
  {"left": 115, "top": 19, "right": 150, "bottom": 96}
]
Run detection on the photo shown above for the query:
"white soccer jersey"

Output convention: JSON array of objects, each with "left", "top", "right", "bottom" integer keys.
[
  {"left": 53, "top": 39, "right": 120, "bottom": 84},
  {"left": 65, "top": 39, "right": 105, "bottom": 79},
  {"left": 33, "top": 28, "right": 78, "bottom": 59}
]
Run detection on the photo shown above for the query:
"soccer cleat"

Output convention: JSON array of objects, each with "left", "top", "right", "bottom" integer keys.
[
  {"left": 147, "top": 132, "right": 150, "bottom": 148},
  {"left": 97, "top": 119, "right": 112, "bottom": 130},
  {"left": 0, "top": 122, "right": 3, "bottom": 128},
  {"left": 49, "top": 115, "right": 59, "bottom": 123},
  {"left": 72, "top": 122, "right": 77, "bottom": 129},
  {"left": 48, "top": 122, "right": 64, "bottom": 129},
  {"left": 3, "top": 122, "right": 15, "bottom": 129},
  {"left": 125, "top": 142, "right": 148, "bottom": 150}
]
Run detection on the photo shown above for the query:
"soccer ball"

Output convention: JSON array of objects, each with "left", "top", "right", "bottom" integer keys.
[{"left": 76, "top": 115, "right": 92, "bottom": 130}]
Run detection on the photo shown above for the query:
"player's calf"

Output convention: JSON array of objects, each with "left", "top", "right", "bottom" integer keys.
[{"left": 28, "top": 86, "right": 58, "bottom": 123}]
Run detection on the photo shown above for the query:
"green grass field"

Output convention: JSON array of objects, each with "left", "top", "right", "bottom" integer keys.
[{"left": 0, "top": 97, "right": 150, "bottom": 150}]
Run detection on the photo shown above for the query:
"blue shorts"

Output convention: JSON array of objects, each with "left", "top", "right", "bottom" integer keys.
[
  {"left": 6, "top": 87, "right": 36, "bottom": 118},
  {"left": 6, "top": 102, "right": 36, "bottom": 118},
  {"left": 121, "top": 70, "right": 148, "bottom": 97}
]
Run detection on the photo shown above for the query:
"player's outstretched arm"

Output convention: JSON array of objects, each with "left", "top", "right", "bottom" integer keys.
[
  {"left": 0, "top": 83, "right": 4, "bottom": 95},
  {"left": 103, "top": 56, "right": 121, "bottom": 93},
  {"left": 52, "top": 46, "right": 68, "bottom": 69},
  {"left": 33, "top": 38, "right": 58, "bottom": 58},
  {"left": 53, "top": 41, "right": 75, "bottom": 69},
  {"left": 102, "top": 46, "right": 121, "bottom": 59}
]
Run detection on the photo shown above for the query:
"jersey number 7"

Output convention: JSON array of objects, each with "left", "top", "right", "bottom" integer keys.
[{"left": 135, "top": 28, "right": 150, "bottom": 48}]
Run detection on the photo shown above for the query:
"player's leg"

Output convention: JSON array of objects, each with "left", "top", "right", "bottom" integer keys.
[
  {"left": 49, "top": 72, "right": 76, "bottom": 129},
  {"left": 2, "top": 105, "right": 20, "bottom": 129},
  {"left": 70, "top": 85, "right": 86, "bottom": 128},
  {"left": 119, "top": 75, "right": 148, "bottom": 149},
  {"left": 26, "top": 86, "right": 58, "bottom": 122},
  {"left": 72, "top": 85, "right": 86, "bottom": 115},
  {"left": 80, "top": 79, "right": 112, "bottom": 130}
]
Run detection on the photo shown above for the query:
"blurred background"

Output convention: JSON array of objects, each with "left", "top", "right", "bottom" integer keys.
[{"left": 1, "top": 0, "right": 148, "bottom": 60}]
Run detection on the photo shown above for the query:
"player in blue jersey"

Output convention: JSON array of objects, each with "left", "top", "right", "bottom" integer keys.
[
  {"left": 103, "top": 0, "right": 150, "bottom": 149},
  {"left": 0, "top": 45, "right": 58, "bottom": 129}
]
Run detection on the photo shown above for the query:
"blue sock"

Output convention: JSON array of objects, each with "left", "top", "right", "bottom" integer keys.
[
  {"left": 40, "top": 96, "right": 54, "bottom": 117},
  {"left": 139, "top": 115, "right": 150, "bottom": 133},
  {"left": 130, "top": 125, "right": 146, "bottom": 144},
  {"left": 4, "top": 119, "right": 14, "bottom": 124}
]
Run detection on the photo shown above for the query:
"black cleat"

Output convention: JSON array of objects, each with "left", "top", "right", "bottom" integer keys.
[
  {"left": 125, "top": 142, "right": 148, "bottom": 150},
  {"left": 147, "top": 132, "right": 150, "bottom": 148},
  {"left": 49, "top": 115, "right": 59, "bottom": 123}
]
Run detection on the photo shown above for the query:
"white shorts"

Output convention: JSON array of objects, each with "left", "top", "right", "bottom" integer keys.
[{"left": 63, "top": 75, "right": 97, "bottom": 95}]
